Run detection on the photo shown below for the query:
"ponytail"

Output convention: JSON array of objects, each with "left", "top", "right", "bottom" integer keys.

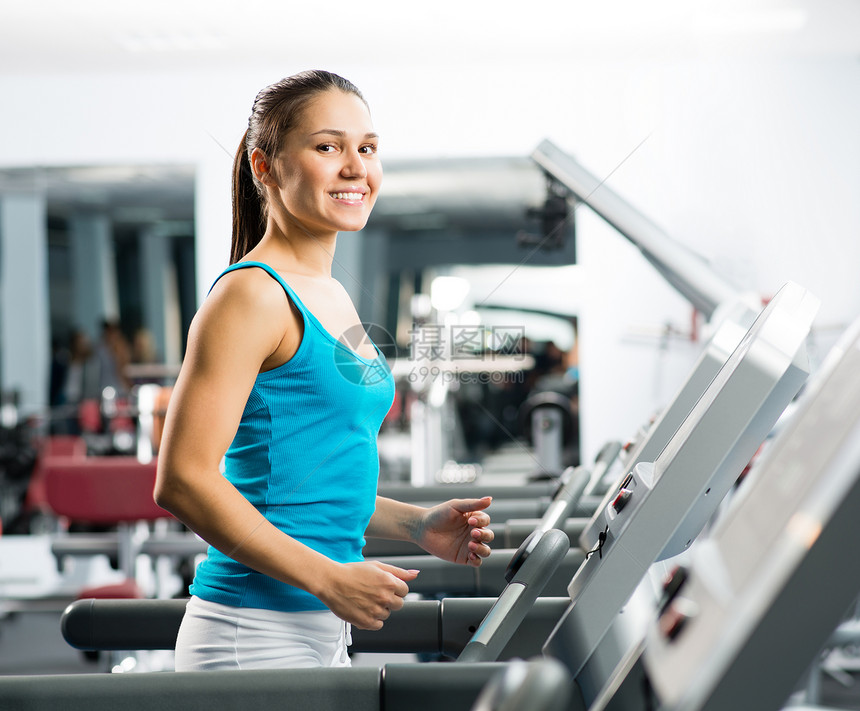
[{"left": 230, "top": 129, "right": 266, "bottom": 264}]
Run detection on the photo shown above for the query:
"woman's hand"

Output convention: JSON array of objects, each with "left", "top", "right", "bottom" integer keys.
[
  {"left": 316, "top": 561, "right": 419, "bottom": 630},
  {"left": 415, "top": 497, "right": 494, "bottom": 566}
]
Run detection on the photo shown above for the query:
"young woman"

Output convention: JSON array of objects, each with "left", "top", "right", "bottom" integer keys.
[{"left": 154, "top": 70, "right": 494, "bottom": 671}]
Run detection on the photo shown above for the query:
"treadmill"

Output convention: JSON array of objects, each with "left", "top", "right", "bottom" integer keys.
[{"left": 589, "top": 315, "right": 860, "bottom": 711}]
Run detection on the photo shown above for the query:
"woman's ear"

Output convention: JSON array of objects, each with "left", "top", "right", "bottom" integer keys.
[{"left": 250, "top": 148, "right": 276, "bottom": 186}]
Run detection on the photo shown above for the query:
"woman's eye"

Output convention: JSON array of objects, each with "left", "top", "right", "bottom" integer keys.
[
  {"left": 317, "top": 144, "right": 337, "bottom": 153},
  {"left": 360, "top": 144, "right": 378, "bottom": 155}
]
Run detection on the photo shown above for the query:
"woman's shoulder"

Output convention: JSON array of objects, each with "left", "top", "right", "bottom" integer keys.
[
  {"left": 187, "top": 265, "right": 297, "bottom": 362},
  {"left": 212, "top": 262, "right": 286, "bottom": 296},
  {"left": 202, "top": 264, "right": 292, "bottom": 324}
]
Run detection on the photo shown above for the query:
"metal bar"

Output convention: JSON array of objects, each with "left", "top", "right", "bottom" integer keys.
[{"left": 531, "top": 139, "right": 739, "bottom": 319}]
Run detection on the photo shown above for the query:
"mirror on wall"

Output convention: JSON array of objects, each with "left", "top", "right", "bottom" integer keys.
[
  {"left": 354, "top": 157, "right": 580, "bottom": 480},
  {"left": 0, "top": 164, "right": 195, "bottom": 440}
]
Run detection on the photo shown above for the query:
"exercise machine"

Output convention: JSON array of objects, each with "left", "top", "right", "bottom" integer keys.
[{"left": 588, "top": 315, "right": 860, "bottom": 710}]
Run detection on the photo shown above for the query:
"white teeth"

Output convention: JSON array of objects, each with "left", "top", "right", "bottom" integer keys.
[{"left": 331, "top": 192, "right": 363, "bottom": 201}]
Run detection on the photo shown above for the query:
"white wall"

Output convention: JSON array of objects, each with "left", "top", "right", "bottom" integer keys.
[{"left": 1, "top": 55, "right": 858, "bottom": 456}]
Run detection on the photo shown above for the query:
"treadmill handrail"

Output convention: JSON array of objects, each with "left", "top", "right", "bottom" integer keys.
[{"left": 458, "top": 528, "right": 570, "bottom": 663}]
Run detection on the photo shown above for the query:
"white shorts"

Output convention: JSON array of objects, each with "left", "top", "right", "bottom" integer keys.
[{"left": 174, "top": 596, "right": 352, "bottom": 671}]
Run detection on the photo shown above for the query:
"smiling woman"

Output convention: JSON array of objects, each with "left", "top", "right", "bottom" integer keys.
[
  {"left": 230, "top": 71, "right": 380, "bottom": 263},
  {"left": 152, "top": 69, "right": 495, "bottom": 672},
  {"left": 251, "top": 92, "right": 381, "bottom": 242}
]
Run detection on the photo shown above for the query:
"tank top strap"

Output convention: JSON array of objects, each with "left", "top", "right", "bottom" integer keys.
[{"left": 210, "top": 261, "right": 311, "bottom": 317}]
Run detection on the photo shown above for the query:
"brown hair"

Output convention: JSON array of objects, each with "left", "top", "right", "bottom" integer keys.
[{"left": 230, "top": 70, "right": 368, "bottom": 264}]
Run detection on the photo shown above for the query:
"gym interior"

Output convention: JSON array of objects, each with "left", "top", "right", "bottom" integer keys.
[{"left": 2, "top": 3, "right": 860, "bottom": 710}]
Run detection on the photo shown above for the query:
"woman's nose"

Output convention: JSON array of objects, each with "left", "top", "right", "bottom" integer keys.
[{"left": 341, "top": 149, "right": 367, "bottom": 178}]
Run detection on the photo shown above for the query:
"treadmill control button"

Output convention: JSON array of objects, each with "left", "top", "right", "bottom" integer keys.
[
  {"left": 611, "top": 488, "right": 632, "bottom": 513},
  {"left": 658, "top": 565, "right": 689, "bottom": 614},
  {"left": 659, "top": 603, "right": 689, "bottom": 641}
]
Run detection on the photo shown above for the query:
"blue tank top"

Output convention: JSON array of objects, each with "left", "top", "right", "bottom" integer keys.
[{"left": 189, "top": 261, "right": 395, "bottom": 612}]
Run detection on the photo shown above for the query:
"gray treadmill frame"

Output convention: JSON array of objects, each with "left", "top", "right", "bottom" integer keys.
[
  {"left": 579, "top": 309, "right": 751, "bottom": 551},
  {"left": 530, "top": 138, "right": 741, "bottom": 320},
  {"left": 543, "top": 281, "right": 818, "bottom": 683},
  {"left": 529, "top": 139, "right": 764, "bottom": 552},
  {"left": 638, "top": 318, "right": 860, "bottom": 711}
]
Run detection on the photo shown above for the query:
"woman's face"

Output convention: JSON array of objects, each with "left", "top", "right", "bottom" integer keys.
[{"left": 267, "top": 89, "right": 382, "bottom": 238}]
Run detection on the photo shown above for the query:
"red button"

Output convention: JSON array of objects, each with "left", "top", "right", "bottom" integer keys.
[
  {"left": 611, "top": 488, "right": 632, "bottom": 513},
  {"left": 659, "top": 603, "right": 689, "bottom": 641}
]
